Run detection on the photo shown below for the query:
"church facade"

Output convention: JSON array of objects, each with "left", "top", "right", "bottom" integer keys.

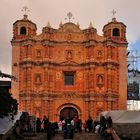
[{"left": 11, "top": 14, "right": 128, "bottom": 122}]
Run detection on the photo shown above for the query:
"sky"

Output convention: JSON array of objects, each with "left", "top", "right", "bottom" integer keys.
[{"left": 1, "top": 0, "right": 140, "bottom": 79}]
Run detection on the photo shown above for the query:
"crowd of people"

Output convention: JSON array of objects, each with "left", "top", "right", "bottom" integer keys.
[
  {"left": 36, "top": 115, "right": 113, "bottom": 139},
  {"left": 12, "top": 112, "right": 113, "bottom": 140}
]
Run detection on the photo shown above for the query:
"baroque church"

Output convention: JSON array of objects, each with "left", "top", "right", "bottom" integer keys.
[{"left": 11, "top": 13, "right": 128, "bottom": 122}]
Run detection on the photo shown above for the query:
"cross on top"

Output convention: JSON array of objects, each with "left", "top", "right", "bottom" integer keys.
[
  {"left": 22, "top": 6, "right": 30, "bottom": 15},
  {"left": 65, "top": 12, "right": 74, "bottom": 22},
  {"left": 112, "top": 9, "right": 116, "bottom": 18}
]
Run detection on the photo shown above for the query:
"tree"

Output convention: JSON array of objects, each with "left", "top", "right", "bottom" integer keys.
[{"left": 0, "top": 88, "right": 18, "bottom": 119}]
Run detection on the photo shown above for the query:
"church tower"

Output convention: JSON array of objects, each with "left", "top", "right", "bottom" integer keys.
[
  {"left": 103, "top": 17, "right": 127, "bottom": 109},
  {"left": 11, "top": 14, "right": 37, "bottom": 104}
]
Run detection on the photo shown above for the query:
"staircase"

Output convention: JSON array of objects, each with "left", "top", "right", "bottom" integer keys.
[{"left": 23, "top": 132, "right": 101, "bottom": 140}]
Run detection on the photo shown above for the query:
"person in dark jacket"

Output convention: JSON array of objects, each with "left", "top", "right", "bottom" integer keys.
[
  {"left": 46, "top": 118, "right": 52, "bottom": 140},
  {"left": 86, "top": 116, "right": 93, "bottom": 132},
  {"left": 106, "top": 116, "right": 113, "bottom": 128},
  {"left": 36, "top": 117, "right": 42, "bottom": 132}
]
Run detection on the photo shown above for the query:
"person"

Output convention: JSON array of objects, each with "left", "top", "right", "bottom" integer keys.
[
  {"left": 45, "top": 118, "right": 52, "bottom": 140},
  {"left": 13, "top": 120, "right": 23, "bottom": 140},
  {"left": 42, "top": 115, "right": 48, "bottom": 132},
  {"left": 58, "top": 120, "right": 63, "bottom": 132},
  {"left": 63, "top": 118, "right": 74, "bottom": 139},
  {"left": 73, "top": 116, "right": 78, "bottom": 132},
  {"left": 106, "top": 116, "right": 113, "bottom": 128},
  {"left": 92, "top": 117, "right": 99, "bottom": 133},
  {"left": 77, "top": 119, "right": 82, "bottom": 132},
  {"left": 36, "top": 117, "right": 42, "bottom": 132},
  {"left": 99, "top": 115, "right": 107, "bottom": 134},
  {"left": 86, "top": 116, "right": 93, "bottom": 132}
]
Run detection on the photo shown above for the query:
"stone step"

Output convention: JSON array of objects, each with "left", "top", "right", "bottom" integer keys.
[{"left": 23, "top": 132, "right": 101, "bottom": 140}]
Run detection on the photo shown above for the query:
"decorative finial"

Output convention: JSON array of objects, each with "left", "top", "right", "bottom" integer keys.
[
  {"left": 59, "top": 21, "right": 63, "bottom": 27},
  {"left": 112, "top": 10, "right": 116, "bottom": 18},
  {"left": 77, "top": 22, "right": 80, "bottom": 27},
  {"left": 47, "top": 22, "right": 51, "bottom": 28},
  {"left": 21, "top": 6, "right": 29, "bottom": 20},
  {"left": 65, "top": 12, "right": 74, "bottom": 22},
  {"left": 22, "top": 6, "right": 30, "bottom": 15},
  {"left": 89, "top": 22, "right": 93, "bottom": 28}
]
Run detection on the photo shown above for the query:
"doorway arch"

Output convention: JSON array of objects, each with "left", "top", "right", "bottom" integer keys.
[
  {"left": 57, "top": 103, "right": 81, "bottom": 120},
  {"left": 60, "top": 107, "right": 78, "bottom": 120}
]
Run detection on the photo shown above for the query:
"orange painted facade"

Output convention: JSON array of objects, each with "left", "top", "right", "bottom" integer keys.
[{"left": 11, "top": 15, "right": 128, "bottom": 122}]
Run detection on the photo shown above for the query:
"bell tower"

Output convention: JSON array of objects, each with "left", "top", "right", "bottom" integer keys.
[
  {"left": 103, "top": 17, "right": 126, "bottom": 42},
  {"left": 12, "top": 14, "right": 37, "bottom": 40},
  {"left": 103, "top": 15, "right": 128, "bottom": 110},
  {"left": 11, "top": 12, "right": 37, "bottom": 103}
]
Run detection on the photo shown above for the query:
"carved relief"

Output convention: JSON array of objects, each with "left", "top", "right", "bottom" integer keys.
[
  {"left": 96, "top": 74, "right": 104, "bottom": 88},
  {"left": 97, "top": 102, "right": 103, "bottom": 108},
  {"left": 35, "top": 100, "right": 41, "bottom": 107},
  {"left": 61, "top": 92, "right": 81, "bottom": 99},
  {"left": 77, "top": 51, "right": 81, "bottom": 58},
  {"left": 66, "top": 50, "right": 73, "bottom": 60},
  {"left": 56, "top": 72, "right": 62, "bottom": 80},
  {"left": 97, "top": 50, "right": 103, "bottom": 58},
  {"left": 67, "top": 34, "right": 72, "bottom": 41},
  {"left": 77, "top": 72, "right": 83, "bottom": 80},
  {"left": 36, "top": 49, "right": 42, "bottom": 57},
  {"left": 35, "top": 74, "right": 42, "bottom": 85}
]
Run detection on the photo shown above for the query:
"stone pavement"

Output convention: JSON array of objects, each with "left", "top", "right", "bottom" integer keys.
[{"left": 23, "top": 132, "right": 102, "bottom": 140}]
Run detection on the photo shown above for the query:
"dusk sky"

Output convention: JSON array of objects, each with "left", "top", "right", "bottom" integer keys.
[{"left": 1, "top": 0, "right": 140, "bottom": 79}]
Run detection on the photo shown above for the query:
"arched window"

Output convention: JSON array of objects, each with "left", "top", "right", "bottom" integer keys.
[
  {"left": 112, "top": 28, "right": 120, "bottom": 36},
  {"left": 20, "top": 26, "right": 26, "bottom": 35}
]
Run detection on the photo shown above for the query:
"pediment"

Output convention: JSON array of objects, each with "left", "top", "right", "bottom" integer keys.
[{"left": 59, "top": 60, "right": 79, "bottom": 66}]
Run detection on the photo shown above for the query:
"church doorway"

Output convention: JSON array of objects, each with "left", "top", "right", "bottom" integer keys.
[{"left": 60, "top": 107, "right": 78, "bottom": 120}]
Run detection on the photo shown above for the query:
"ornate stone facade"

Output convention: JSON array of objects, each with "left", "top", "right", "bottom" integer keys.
[{"left": 11, "top": 15, "right": 128, "bottom": 122}]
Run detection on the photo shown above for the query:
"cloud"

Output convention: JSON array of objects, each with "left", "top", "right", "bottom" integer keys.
[{"left": 0, "top": 0, "right": 140, "bottom": 77}]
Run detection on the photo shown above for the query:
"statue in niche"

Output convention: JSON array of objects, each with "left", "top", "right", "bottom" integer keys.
[
  {"left": 36, "top": 49, "right": 41, "bottom": 57},
  {"left": 97, "top": 75, "right": 103, "bottom": 85},
  {"left": 98, "top": 50, "right": 103, "bottom": 57},
  {"left": 35, "top": 74, "right": 41, "bottom": 84},
  {"left": 67, "top": 50, "right": 72, "bottom": 60}
]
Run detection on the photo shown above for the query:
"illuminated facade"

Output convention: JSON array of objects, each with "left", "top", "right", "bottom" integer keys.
[{"left": 11, "top": 15, "right": 128, "bottom": 121}]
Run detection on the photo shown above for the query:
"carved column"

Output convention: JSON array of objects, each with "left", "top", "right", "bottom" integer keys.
[
  {"left": 47, "top": 99, "right": 50, "bottom": 118},
  {"left": 107, "top": 96, "right": 112, "bottom": 110},
  {"left": 49, "top": 98, "right": 53, "bottom": 121},
  {"left": 107, "top": 66, "right": 112, "bottom": 91},
  {"left": 107, "top": 45, "right": 112, "bottom": 59},
  {"left": 86, "top": 47, "right": 89, "bottom": 59},
  {"left": 26, "top": 96, "right": 31, "bottom": 115},
  {"left": 27, "top": 67, "right": 32, "bottom": 91},
  {"left": 85, "top": 98, "right": 90, "bottom": 120},
  {"left": 44, "top": 45, "right": 49, "bottom": 58},
  {"left": 90, "top": 100, "right": 94, "bottom": 117},
  {"left": 85, "top": 70, "right": 89, "bottom": 90},
  {"left": 27, "top": 45, "right": 32, "bottom": 58},
  {"left": 90, "top": 67, "right": 95, "bottom": 90}
]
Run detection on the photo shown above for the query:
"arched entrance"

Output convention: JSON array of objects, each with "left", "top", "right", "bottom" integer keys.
[{"left": 60, "top": 107, "right": 78, "bottom": 120}]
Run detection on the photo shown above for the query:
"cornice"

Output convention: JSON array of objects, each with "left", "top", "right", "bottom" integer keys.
[
  {"left": 11, "top": 38, "right": 36, "bottom": 46},
  {"left": 104, "top": 39, "right": 128, "bottom": 46}
]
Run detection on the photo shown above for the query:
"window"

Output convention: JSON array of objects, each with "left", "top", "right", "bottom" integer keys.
[
  {"left": 64, "top": 72, "right": 75, "bottom": 85},
  {"left": 20, "top": 26, "right": 26, "bottom": 35},
  {"left": 112, "top": 28, "right": 120, "bottom": 36}
]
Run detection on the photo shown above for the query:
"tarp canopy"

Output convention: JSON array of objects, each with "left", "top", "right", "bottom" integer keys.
[
  {"left": 0, "top": 112, "right": 22, "bottom": 134},
  {"left": 101, "top": 110, "right": 140, "bottom": 123}
]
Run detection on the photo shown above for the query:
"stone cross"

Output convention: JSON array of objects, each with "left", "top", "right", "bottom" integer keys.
[
  {"left": 112, "top": 9, "right": 116, "bottom": 18},
  {"left": 65, "top": 12, "right": 74, "bottom": 22},
  {"left": 22, "top": 6, "right": 30, "bottom": 15}
]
